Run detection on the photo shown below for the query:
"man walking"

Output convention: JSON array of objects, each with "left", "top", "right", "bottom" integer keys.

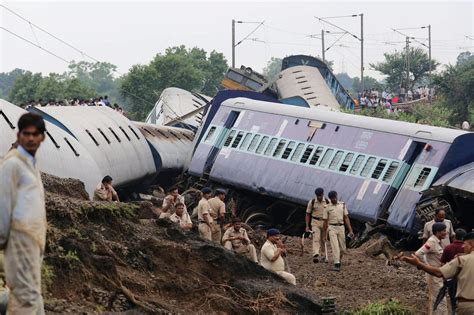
[
  {"left": 305, "top": 188, "right": 328, "bottom": 263},
  {"left": 208, "top": 189, "right": 226, "bottom": 244},
  {"left": 423, "top": 209, "right": 455, "bottom": 248},
  {"left": 197, "top": 187, "right": 213, "bottom": 241},
  {"left": 0, "top": 113, "right": 47, "bottom": 314},
  {"left": 323, "top": 191, "right": 354, "bottom": 271}
]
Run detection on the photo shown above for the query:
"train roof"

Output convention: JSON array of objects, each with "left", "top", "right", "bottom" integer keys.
[{"left": 221, "top": 97, "right": 471, "bottom": 143}]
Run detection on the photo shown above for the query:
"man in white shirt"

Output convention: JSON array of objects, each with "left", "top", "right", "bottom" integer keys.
[
  {"left": 169, "top": 203, "right": 192, "bottom": 231},
  {"left": 422, "top": 209, "right": 455, "bottom": 248},
  {"left": 0, "top": 113, "right": 47, "bottom": 314},
  {"left": 260, "top": 229, "right": 296, "bottom": 285}
]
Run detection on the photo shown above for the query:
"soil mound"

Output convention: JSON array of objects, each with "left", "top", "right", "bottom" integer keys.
[{"left": 42, "top": 175, "right": 322, "bottom": 313}]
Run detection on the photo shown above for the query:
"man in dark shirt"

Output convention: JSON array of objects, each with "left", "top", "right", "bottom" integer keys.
[{"left": 441, "top": 228, "right": 467, "bottom": 264}]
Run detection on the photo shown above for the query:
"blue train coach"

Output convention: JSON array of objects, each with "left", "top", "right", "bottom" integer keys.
[{"left": 188, "top": 97, "right": 474, "bottom": 234}]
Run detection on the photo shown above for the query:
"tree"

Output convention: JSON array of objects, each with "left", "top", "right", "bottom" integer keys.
[
  {"left": 35, "top": 73, "right": 66, "bottom": 101},
  {"left": 456, "top": 51, "right": 474, "bottom": 66},
  {"left": 262, "top": 57, "right": 282, "bottom": 82},
  {"left": 8, "top": 71, "right": 43, "bottom": 104},
  {"left": 335, "top": 72, "right": 353, "bottom": 91},
  {"left": 433, "top": 59, "right": 474, "bottom": 124},
  {"left": 0, "top": 68, "right": 26, "bottom": 99},
  {"left": 370, "top": 48, "right": 438, "bottom": 91},
  {"left": 120, "top": 45, "right": 228, "bottom": 120},
  {"left": 351, "top": 76, "right": 384, "bottom": 93}
]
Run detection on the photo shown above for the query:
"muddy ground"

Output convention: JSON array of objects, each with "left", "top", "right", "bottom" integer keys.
[{"left": 41, "top": 174, "right": 427, "bottom": 314}]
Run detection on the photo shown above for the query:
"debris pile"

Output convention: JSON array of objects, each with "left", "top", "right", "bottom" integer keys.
[{"left": 42, "top": 174, "right": 322, "bottom": 313}]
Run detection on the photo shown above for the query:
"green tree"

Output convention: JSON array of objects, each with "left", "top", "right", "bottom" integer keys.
[
  {"left": 120, "top": 45, "right": 228, "bottom": 120},
  {"left": 8, "top": 71, "right": 43, "bottom": 104},
  {"left": 335, "top": 72, "right": 353, "bottom": 91},
  {"left": 0, "top": 68, "right": 26, "bottom": 99},
  {"left": 456, "top": 51, "right": 474, "bottom": 66},
  {"left": 35, "top": 73, "right": 66, "bottom": 101},
  {"left": 262, "top": 57, "right": 282, "bottom": 82},
  {"left": 63, "top": 77, "right": 96, "bottom": 100},
  {"left": 433, "top": 58, "right": 474, "bottom": 124},
  {"left": 370, "top": 48, "right": 438, "bottom": 91}
]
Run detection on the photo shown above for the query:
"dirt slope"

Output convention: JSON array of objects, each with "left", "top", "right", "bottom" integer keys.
[{"left": 42, "top": 174, "right": 322, "bottom": 314}]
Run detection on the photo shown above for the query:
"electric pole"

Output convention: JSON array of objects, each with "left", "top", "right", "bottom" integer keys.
[
  {"left": 428, "top": 25, "right": 431, "bottom": 83},
  {"left": 321, "top": 29, "right": 326, "bottom": 62},
  {"left": 406, "top": 37, "right": 410, "bottom": 90},
  {"left": 232, "top": 19, "right": 235, "bottom": 68},
  {"left": 360, "top": 13, "right": 364, "bottom": 93}
]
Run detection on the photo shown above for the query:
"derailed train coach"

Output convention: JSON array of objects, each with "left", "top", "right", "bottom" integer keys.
[{"left": 188, "top": 96, "right": 474, "bottom": 234}]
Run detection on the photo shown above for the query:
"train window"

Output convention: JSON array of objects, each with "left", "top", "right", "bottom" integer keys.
[
  {"left": 98, "top": 128, "right": 111, "bottom": 144},
  {"left": 240, "top": 133, "right": 252, "bottom": 150},
  {"left": 224, "top": 130, "right": 236, "bottom": 147},
  {"left": 64, "top": 137, "right": 80, "bottom": 157},
  {"left": 372, "top": 159, "right": 388, "bottom": 179},
  {"left": 156, "top": 129, "right": 170, "bottom": 138},
  {"left": 339, "top": 153, "right": 354, "bottom": 172},
  {"left": 309, "top": 146, "right": 324, "bottom": 165},
  {"left": 231, "top": 131, "right": 244, "bottom": 148},
  {"left": 128, "top": 126, "right": 141, "bottom": 140},
  {"left": 86, "top": 129, "right": 99, "bottom": 146},
  {"left": 282, "top": 141, "right": 295, "bottom": 160},
  {"left": 264, "top": 138, "right": 278, "bottom": 156},
  {"left": 248, "top": 135, "right": 261, "bottom": 152},
  {"left": 256, "top": 136, "right": 269, "bottom": 154},
  {"left": 46, "top": 131, "right": 60, "bottom": 148},
  {"left": 300, "top": 145, "right": 314, "bottom": 163},
  {"left": 414, "top": 167, "right": 431, "bottom": 188},
  {"left": 204, "top": 127, "right": 217, "bottom": 142},
  {"left": 350, "top": 155, "right": 365, "bottom": 175},
  {"left": 143, "top": 128, "right": 154, "bottom": 136},
  {"left": 273, "top": 139, "right": 287, "bottom": 157},
  {"left": 226, "top": 70, "right": 244, "bottom": 83},
  {"left": 329, "top": 151, "right": 344, "bottom": 170},
  {"left": 319, "top": 149, "right": 334, "bottom": 168},
  {"left": 0, "top": 110, "right": 15, "bottom": 129},
  {"left": 244, "top": 79, "right": 263, "bottom": 90},
  {"left": 108, "top": 128, "right": 121, "bottom": 142},
  {"left": 360, "top": 157, "right": 376, "bottom": 177},
  {"left": 383, "top": 161, "right": 400, "bottom": 182},
  {"left": 291, "top": 143, "right": 305, "bottom": 162},
  {"left": 119, "top": 126, "right": 131, "bottom": 141}
]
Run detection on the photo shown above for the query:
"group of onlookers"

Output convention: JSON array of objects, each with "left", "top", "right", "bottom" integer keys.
[
  {"left": 19, "top": 96, "right": 126, "bottom": 115},
  {"left": 357, "top": 86, "right": 435, "bottom": 111}
]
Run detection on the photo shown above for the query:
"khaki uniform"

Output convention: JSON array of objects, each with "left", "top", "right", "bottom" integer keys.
[
  {"left": 208, "top": 197, "right": 226, "bottom": 244},
  {"left": 440, "top": 252, "right": 474, "bottom": 315},
  {"left": 416, "top": 235, "right": 448, "bottom": 315},
  {"left": 93, "top": 183, "right": 118, "bottom": 202},
  {"left": 0, "top": 252, "right": 8, "bottom": 314},
  {"left": 0, "top": 149, "right": 46, "bottom": 314},
  {"left": 197, "top": 198, "right": 213, "bottom": 241},
  {"left": 306, "top": 198, "right": 327, "bottom": 257},
  {"left": 169, "top": 211, "right": 192, "bottom": 230},
  {"left": 423, "top": 219, "right": 455, "bottom": 248},
  {"left": 160, "top": 194, "right": 185, "bottom": 219},
  {"left": 323, "top": 201, "right": 347, "bottom": 264},
  {"left": 222, "top": 227, "right": 257, "bottom": 262},
  {"left": 260, "top": 240, "right": 296, "bottom": 285}
]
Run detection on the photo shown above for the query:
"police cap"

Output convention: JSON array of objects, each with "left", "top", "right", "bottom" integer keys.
[
  {"left": 201, "top": 187, "right": 212, "bottom": 194},
  {"left": 432, "top": 222, "right": 447, "bottom": 233},
  {"left": 328, "top": 191, "right": 338, "bottom": 199},
  {"left": 267, "top": 228, "right": 281, "bottom": 236}
]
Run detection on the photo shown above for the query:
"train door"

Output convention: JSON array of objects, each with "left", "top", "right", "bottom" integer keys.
[
  {"left": 380, "top": 141, "right": 425, "bottom": 217},
  {"left": 386, "top": 141, "right": 433, "bottom": 231},
  {"left": 203, "top": 110, "right": 240, "bottom": 174}
]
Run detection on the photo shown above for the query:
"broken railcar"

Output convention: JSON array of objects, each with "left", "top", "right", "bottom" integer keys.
[{"left": 187, "top": 97, "right": 474, "bottom": 234}]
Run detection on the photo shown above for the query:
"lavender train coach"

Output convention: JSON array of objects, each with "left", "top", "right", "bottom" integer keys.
[{"left": 187, "top": 97, "right": 474, "bottom": 234}]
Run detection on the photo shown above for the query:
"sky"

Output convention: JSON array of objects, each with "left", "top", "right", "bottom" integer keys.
[{"left": 1, "top": 0, "right": 473, "bottom": 80}]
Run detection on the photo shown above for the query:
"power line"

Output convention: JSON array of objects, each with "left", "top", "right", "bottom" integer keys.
[{"left": 235, "top": 21, "right": 265, "bottom": 47}]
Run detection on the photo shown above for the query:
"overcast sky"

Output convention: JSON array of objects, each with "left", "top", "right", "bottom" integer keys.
[{"left": 1, "top": 0, "right": 473, "bottom": 80}]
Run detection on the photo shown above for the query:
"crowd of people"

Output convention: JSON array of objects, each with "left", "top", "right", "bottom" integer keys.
[
  {"left": 19, "top": 95, "right": 127, "bottom": 115},
  {"left": 0, "top": 113, "right": 472, "bottom": 314},
  {"left": 357, "top": 86, "right": 435, "bottom": 110}
]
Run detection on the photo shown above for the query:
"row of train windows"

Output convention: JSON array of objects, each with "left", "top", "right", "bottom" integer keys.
[
  {"left": 221, "top": 129, "right": 401, "bottom": 183},
  {"left": 86, "top": 125, "right": 139, "bottom": 146}
]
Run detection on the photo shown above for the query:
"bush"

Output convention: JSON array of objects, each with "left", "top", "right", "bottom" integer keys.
[{"left": 345, "top": 299, "right": 414, "bottom": 315}]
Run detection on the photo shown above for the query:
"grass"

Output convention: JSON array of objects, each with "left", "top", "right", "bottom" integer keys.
[
  {"left": 41, "top": 262, "right": 55, "bottom": 293},
  {"left": 344, "top": 299, "right": 414, "bottom": 315}
]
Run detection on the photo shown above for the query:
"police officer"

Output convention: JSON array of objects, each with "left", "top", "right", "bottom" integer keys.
[
  {"left": 403, "top": 232, "right": 474, "bottom": 315},
  {"left": 305, "top": 188, "right": 328, "bottom": 263},
  {"left": 323, "top": 191, "right": 354, "bottom": 271},
  {"left": 414, "top": 222, "right": 448, "bottom": 315},
  {"left": 197, "top": 187, "right": 213, "bottom": 241},
  {"left": 208, "top": 189, "right": 226, "bottom": 244}
]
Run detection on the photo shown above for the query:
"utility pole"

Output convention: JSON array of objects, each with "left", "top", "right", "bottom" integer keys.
[
  {"left": 406, "top": 37, "right": 410, "bottom": 90},
  {"left": 360, "top": 13, "right": 364, "bottom": 94},
  {"left": 321, "top": 29, "right": 326, "bottom": 62},
  {"left": 428, "top": 24, "right": 431, "bottom": 83},
  {"left": 232, "top": 19, "right": 235, "bottom": 68}
]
